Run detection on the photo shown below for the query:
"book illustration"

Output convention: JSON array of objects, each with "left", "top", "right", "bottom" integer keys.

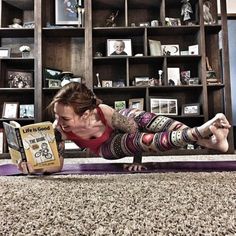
[{"left": 22, "top": 132, "right": 55, "bottom": 164}]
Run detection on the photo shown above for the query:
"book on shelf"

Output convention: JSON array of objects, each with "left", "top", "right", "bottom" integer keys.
[{"left": 3, "top": 121, "right": 60, "bottom": 170}]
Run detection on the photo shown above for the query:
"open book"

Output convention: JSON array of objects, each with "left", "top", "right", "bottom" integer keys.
[{"left": 3, "top": 121, "right": 60, "bottom": 170}]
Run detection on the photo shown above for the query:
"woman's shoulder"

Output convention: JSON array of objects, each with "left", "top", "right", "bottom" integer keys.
[{"left": 98, "top": 104, "right": 115, "bottom": 125}]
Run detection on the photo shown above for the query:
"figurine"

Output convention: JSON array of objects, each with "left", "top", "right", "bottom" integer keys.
[
  {"left": 106, "top": 10, "right": 119, "bottom": 27},
  {"left": 181, "top": 0, "right": 193, "bottom": 24},
  {"left": 9, "top": 18, "right": 23, "bottom": 28},
  {"left": 158, "top": 70, "right": 163, "bottom": 86},
  {"left": 203, "top": 1, "right": 215, "bottom": 25},
  {"left": 96, "top": 73, "right": 101, "bottom": 87}
]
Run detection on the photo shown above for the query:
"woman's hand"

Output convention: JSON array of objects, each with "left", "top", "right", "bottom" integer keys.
[
  {"left": 123, "top": 163, "right": 147, "bottom": 172},
  {"left": 17, "top": 160, "right": 43, "bottom": 175}
]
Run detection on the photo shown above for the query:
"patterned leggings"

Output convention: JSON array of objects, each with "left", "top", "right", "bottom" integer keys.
[{"left": 99, "top": 108, "right": 201, "bottom": 159}]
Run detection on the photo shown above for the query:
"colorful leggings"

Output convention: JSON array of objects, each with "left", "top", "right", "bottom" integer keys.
[{"left": 99, "top": 108, "right": 200, "bottom": 159}]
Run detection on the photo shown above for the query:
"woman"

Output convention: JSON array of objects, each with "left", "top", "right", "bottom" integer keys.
[{"left": 19, "top": 82, "right": 231, "bottom": 174}]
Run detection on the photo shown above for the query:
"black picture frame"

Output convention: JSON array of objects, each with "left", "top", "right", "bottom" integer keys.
[{"left": 182, "top": 103, "right": 200, "bottom": 116}]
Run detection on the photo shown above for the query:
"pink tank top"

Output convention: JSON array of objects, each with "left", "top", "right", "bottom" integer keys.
[{"left": 64, "top": 107, "right": 113, "bottom": 155}]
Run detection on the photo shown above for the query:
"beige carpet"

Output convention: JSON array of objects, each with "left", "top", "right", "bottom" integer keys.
[{"left": 1, "top": 171, "right": 236, "bottom": 235}]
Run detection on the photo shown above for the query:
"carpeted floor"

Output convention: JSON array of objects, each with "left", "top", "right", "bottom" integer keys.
[{"left": 1, "top": 171, "right": 236, "bottom": 235}]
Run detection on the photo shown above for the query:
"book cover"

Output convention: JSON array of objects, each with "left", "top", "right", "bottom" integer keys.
[{"left": 3, "top": 121, "right": 60, "bottom": 170}]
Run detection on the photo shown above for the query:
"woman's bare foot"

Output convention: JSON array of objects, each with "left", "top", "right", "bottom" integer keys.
[
  {"left": 197, "top": 113, "right": 231, "bottom": 138},
  {"left": 197, "top": 124, "right": 229, "bottom": 152}
]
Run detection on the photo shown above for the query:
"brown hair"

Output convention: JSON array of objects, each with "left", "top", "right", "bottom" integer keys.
[{"left": 48, "top": 82, "right": 102, "bottom": 116}]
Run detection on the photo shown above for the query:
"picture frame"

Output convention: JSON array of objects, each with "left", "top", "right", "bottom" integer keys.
[
  {"left": 167, "top": 68, "right": 180, "bottom": 86},
  {"left": 107, "top": 39, "right": 132, "bottom": 56},
  {"left": 113, "top": 81, "right": 125, "bottom": 87},
  {"left": 0, "top": 47, "right": 10, "bottom": 58},
  {"left": 134, "top": 77, "right": 150, "bottom": 86},
  {"left": 150, "top": 97, "right": 178, "bottom": 115},
  {"left": 165, "top": 17, "right": 181, "bottom": 26},
  {"left": 2, "top": 102, "right": 19, "bottom": 119},
  {"left": 19, "top": 104, "right": 34, "bottom": 118},
  {"left": 55, "top": 0, "right": 78, "bottom": 25},
  {"left": 102, "top": 80, "right": 113, "bottom": 87},
  {"left": 182, "top": 103, "right": 200, "bottom": 116},
  {"left": 129, "top": 98, "right": 144, "bottom": 110},
  {"left": 48, "top": 79, "right": 61, "bottom": 88},
  {"left": 149, "top": 39, "right": 162, "bottom": 56},
  {"left": 114, "top": 101, "right": 126, "bottom": 111},
  {"left": 161, "top": 44, "right": 180, "bottom": 56},
  {"left": 7, "top": 70, "right": 33, "bottom": 88},
  {"left": 44, "top": 67, "right": 62, "bottom": 87},
  {"left": 23, "top": 21, "right": 35, "bottom": 28}
]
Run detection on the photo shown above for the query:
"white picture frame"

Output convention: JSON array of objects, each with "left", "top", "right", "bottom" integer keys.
[
  {"left": 167, "top": 67, "right": 181, "bottom": 86},
  {"left": 129, "top": 98, "right": 144, "bottom": 110},
  {"left": 150, "top": 98, "right": 178, "bottom": 115},
  {"left": 0, "top": 47, "right": 10, "bottom": 58},
  {"left": 107, "top": 39, "right": 132, "bottom": 56},
  {"left": 2, "top": 102, "right": 19, "bottom": 119}
]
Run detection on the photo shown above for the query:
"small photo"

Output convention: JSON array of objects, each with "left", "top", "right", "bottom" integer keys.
[
  {"left": 0, "top": 47, "right": 11, "bottom": 58},
  {"left": 161, "top": 44, "right": 180, "bottom": 56},
  {"left": 19, "top": 104, "right": 34, "bottom": 118},
  {"left": 55, "top": 0, "right": 79, "bottom": 25},
  {"left": 102, "top": 80, "right": 113, "bottom": 87},
  {"left": 165, "top": 17, "right": 181, "bottom": 26},
  {"left": 113, "top": 81, "right": 125, "bottom": 87},
  {"left": 7, "top": 70, "right": 33, "bottom": 88},
  {"left": 134, "top": 77, "right": 150, "bottom": 86},
  {"left": 182, "top": 103, "right": 200, "bottom": 116},
  {"left": 114, "top": 101, "right": 126, "bottom": 111},
  {"left": 48, "top": 79, "right": 61, "bottom": 88},
  {"left": 23, "top": 21, "right": 35, "bottom": 28},
  {"left": 107, "top": 39, "right": 132, "bottom": 56},
  {"left": 150, "top": 98, "right": 178, "bottom": 115},
  {"left": 129, "top": 98, "right": 144, "bottom": 110}
]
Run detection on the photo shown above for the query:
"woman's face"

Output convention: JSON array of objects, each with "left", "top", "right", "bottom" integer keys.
[{"left": 54, "top": 102, "right": 81, "bottom": 132}]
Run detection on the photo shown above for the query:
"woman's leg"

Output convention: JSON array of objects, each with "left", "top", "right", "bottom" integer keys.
[{"left": 100, "top": 112, "right": 230, "bottom": 159}]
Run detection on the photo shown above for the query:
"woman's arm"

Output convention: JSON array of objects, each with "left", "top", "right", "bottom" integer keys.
[{"left": 99, "top": 104, "right": 138, "bottom": 133}]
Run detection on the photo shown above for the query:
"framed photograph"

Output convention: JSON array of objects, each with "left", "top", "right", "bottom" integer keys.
[
  {"left": 55, "top": 0, "right": 78, "bottom": 25},
  {"left": 0, "top": 47, "right": 10, "bottom": 58},
  {"left": 107, "top": 39, "right": 132, "bottom": 56},
  {"left": 134, "top": 77, "right": 150, "bottom": 86},
  {"left": 102, "top": 80, "right": 113, "bottom": 87},
  {"left": 165, "top": 17, "right": 181, "bottom": 26},
  {"left": 182, "top": 103, "right": 200, "bottom": 116},
  {"left": 149, "top": 39, "right": 162, "bottom": 56},
  {"left": 150, "top": 98, "right": 178, "bottom": 115},
  {"left": 129, "top": 98, "right": 144, "bottom": 110},
  {"left": 161, "top": 44, "right": 180, "bottom": 56},
  {"left": 167, "top": 68, "right": 180, "bottom": 86},
  {"left": 114, "top": 101, "right": 126, "bottom": 111},
  {"left": 7, "top": 70, "right": 33, "bottom": 88},
  {"left": 19, "top": 104, "right": 34, "bottom": 118},
  {"left": 48, "top": 79, "right": 61, "bottom": 88},
  {"left": 113, "top": 81, "right": 125, "bottom": 87},
  {"left": 23, "top": 21, "right": 35, "bottom": 28},
  {"left": 44, "top": 67, "right": 62, "bottom": 87},
  {"left": 2, "top": 102, "right": 19, "bottom": 119}
]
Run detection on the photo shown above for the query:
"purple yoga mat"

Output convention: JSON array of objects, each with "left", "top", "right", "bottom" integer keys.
[{"left": 1, "top": 162, "right": 236, "bottom": 176}]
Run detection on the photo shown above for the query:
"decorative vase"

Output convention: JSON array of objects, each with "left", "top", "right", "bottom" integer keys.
[{"left": 22, "top": 51, "right": 30, "bottom": 58}]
